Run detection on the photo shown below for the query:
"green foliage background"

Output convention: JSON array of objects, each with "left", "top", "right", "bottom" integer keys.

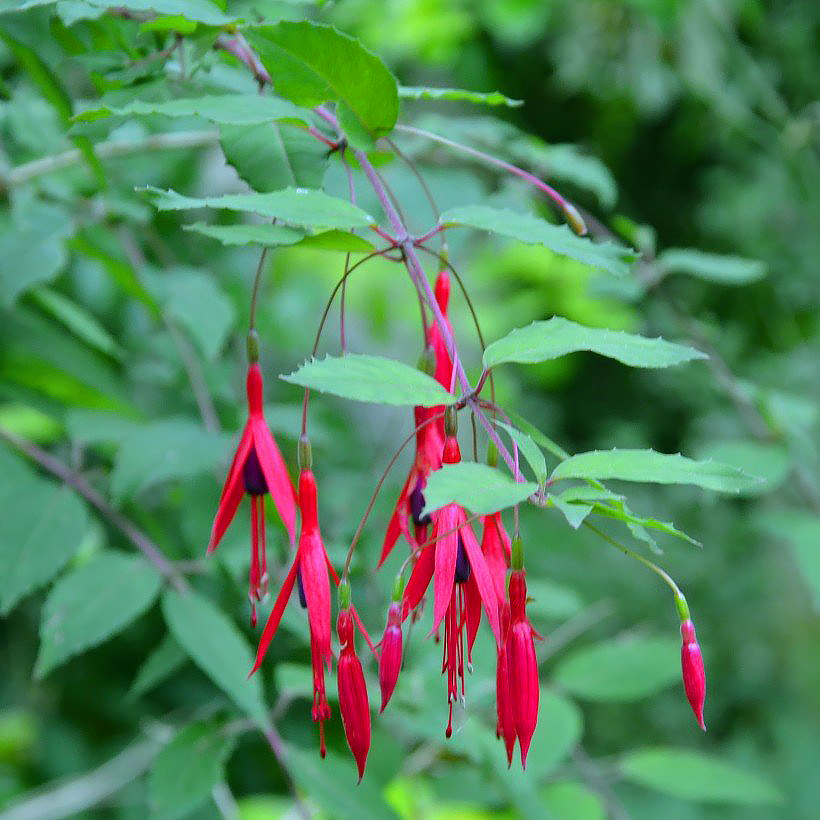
[{"left": 1, "top": 1, "right": 818, "bottom": 818}]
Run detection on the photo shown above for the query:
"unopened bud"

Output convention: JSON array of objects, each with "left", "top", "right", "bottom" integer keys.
[
  {"left": 444, "top": 405, "right": 458, "bottom": 438},
  {"left": 298, "top": 435, "right": 312, "bottom": 470},
  {"left": 680, "top": 619, "right": 706, "bottom": 731}
]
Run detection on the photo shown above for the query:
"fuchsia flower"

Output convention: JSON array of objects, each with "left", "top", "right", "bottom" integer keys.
[
  {"left": 337, "top": 605, "right": 371, "bottom": 780},
  {"left": 207, "top": 357, "right": 297, "bottom": 626},
  {"left": 378, "top": 271, "right": 453, "bottom": 567},
  {"left": 401, "top": 424, "right": 502, "bottom": 737},
  {"left": 505, "top": 566, "right": 540, "bottom": 767},
  {"left": 251, "top": 457, "right": 333, "bottom": 756},
  {"left": 480, "top": 512, "right": 512, "bottom": 608},
  {"left": 378, "top": 600, "right": 403, "bottom": 712},
  {"left": 495, "top": 600, "right": 517, "bottom": 765},
  {"left": 680, "top": 618, "right": 707, "bottom": 731}
]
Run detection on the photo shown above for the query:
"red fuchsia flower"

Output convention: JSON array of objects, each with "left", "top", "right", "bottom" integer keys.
[
  {"left": 336, "top": 598, "right": 371, "bottom": 781},
  {"left": 505, "top": 545, "right": 540, "bottom": 768},
  {"left": 401, "top": 411, "right": 502, "bottom": 737},
  {"left": 680, "top": 618, "right": 707, "bottom": 731},
  {"left": 480, "top": 512, "right": 512, "bottom": 609},
  {"left": 207, "top": 346, "right": 297, "bottom": 627},
  {"left": 251, "top": 442, "right": 334, "bottom": 757},
  {"left": 427, "top": 270, "right": 454, "bottom": 395},
  {"left": 378, "top": 593, "right": 403, "bottom": 713},
  {"left": 495, "top": 600, "right": 517, "bottom": 766}
]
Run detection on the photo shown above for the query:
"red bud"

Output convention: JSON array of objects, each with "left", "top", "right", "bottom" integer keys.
[
  {"left": 337, "top": 610, "right": 371, "bottom": 780},
  {"left": 378, "top": 602, "right": 403, "bottom": 712},
  {"left": 680, "top": 619, "right": 706, "bottom": 731},
  {"left": 495, "top": 602, "right": 516, "bottom": 765},
  {"left": 507, "top": 571, "right": 539, "bottom": 767}
]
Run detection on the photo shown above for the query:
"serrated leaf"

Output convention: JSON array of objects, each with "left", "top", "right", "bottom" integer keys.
[
  {"left": 281, "top": 354, "right": 456, "bottom": 407},
  {"left": 35, "top": 552, "right": 162, "bottom": 677},
  {"left": 248, "top": 22, "right": 399, "bottom": 147},
  {"left": 111, "top": 419, "right": 230, "bottom": 500},
  {"left": 495, "top": 420, "right": 547, "bottom": 483},
  {"left": 75, "top": 94, "right": 306, "bottom": 125},
  {"left": 184, "top": 222, "right": 374, "bottom": 252},
  {"left": 162, "top": 589, "right": 269, "bottom": 726},
  {"left": 657, "top": 248, "right": 766, "bottom": 285},
  {"left": 141, "top": 186, "right": 374, "bottom": 230},
  {"left": 220, "top": 122, "right": 327, "bottom": 192},
  {"left": 484, "top": 317, "right": 707, "bottom": 370},
  {"left": 1, "top": 0, "right": 235, "bottom": 23},
  {"left": 130, "top": 635, "right": 186, "bottom": 698},
  {"left": 551, "top": 449, "right": 762, "bottom": 493},
  {"left": 399, "top": 85, "right": 522, "bottom": 107},
  {"left": 0, "top": 470, "right": 88, "bottom": 614},
  {"left": 621, "top": 748, "right": 782, "bottom": 804},
  {"left": 422, "top": 462, "right": 538, "bottom": 516},
  {"left": 554, "top": 636, "right": 680, "bottom": 701},
  {"left": 440, "top": 204, "right": 635, "bottom": 276},
  {"left": 149, "top": 722, "right": 236, "bottom": 820}
]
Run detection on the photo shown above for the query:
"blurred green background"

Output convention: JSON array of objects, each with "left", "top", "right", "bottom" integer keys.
[{"left": 1, "top": 0, "right": 818, "bottom": 818}]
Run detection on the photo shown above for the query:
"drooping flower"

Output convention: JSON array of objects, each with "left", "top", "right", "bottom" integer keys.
[
  {"left": 337, "top": 603, "right": 371, "bottom": 780},
  {"left": 378, "top": 599, "right": 403, "bottom": 712},
  {"left": 680, "top": 618, "right": 707, "bottom": 731},
  {"left": 207, "top": 347, "right": 297, "bottom": 626},
  {"left": 506, "top": 566, "right": 540, "bottom": 767},
  {"left": 495, "top": 600, "right": 517, "bottom": 766},
  {"left": 481, "top": 512, "right": 512, "bottom": 607},
  {"left": 401, "top": 414, "right": 502, "bottom": 737},
  {"left": 378, "top": 271, "right": 454, "bottom": 568},
  {"left": 251, "top": 443, "right": 333, "bottom": 756}
]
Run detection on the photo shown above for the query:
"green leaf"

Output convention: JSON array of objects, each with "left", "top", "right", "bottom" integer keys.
[
  {"left": 553, "top": 636, "right": 680, "bottom": 701},
  {"left": 295, "top": 230, "right": 375, "bottom": 252},
  {"left": 422, "top": 462, "right": 538, "bottom": 516},
  {"left": 162, "top": 589, "right": 269, "bottom": 726},
  {"left": 220, "top": 122, "right": 327, "bottom": 192},
  {"left": 484, "top": 317, "right": 707, "bottom": 371},
  {"left": 1, "top": 0, "right": 235, "bottom": 24},
  {"left": 149, "top": 721, "right": 236, "bottom": 820},
  {"left": 29, "top": 287, "right": 123, "bottom": 360},
  {"left": 0, "top": 459, "right": 88, "bottom": 614},
  {"left": 148, "top": 268, "right": 235, "bottom": 360},
  {"left": 35, "top": 552, "right": 162, "bottom": 678},
  {"left": 141, "top": 186, "right": 374, "bottom": 230},
  {"left": 399, "top": 85, "right": 523, "bottom": 107},
  {"left": 621, "top": 748, "right": 782, "bottom": 804},
  {"left": 281, "top": 354, "right": 456, "bottom": 407},
  {"left": 0, "top": 201, "right": 73, "bottom": 306},
  {"left": 183, "top": 222, "right": 304, "bottom": 247},
  {"left": 695, "top": 439, "right": 790, "bottom": 497},
  {"left": 756, "top": 510, "right": 820, "bottom": 611},
  {"left": 130, "top": 635, "right": 186, "bottom": 698},
  {"left": 248, "top": 22, "right": 399, "bottom": 147},
  {"left": 657, "top": 248, "right": 766, "bottom": 285},
  {"left": 440, "top": 205, "right": 635, "bottom": 277},
  {"left": 495, "top": 420, "right": 547, "bottom": 483},
  {"left": 75, "top": 95, "right": 306, "bottom": 125},
  {"left": 551, "top": 449, "right": 762, "bottom": 493},
  {"left": 525, "top": 579, "right": 583, "bottom": 620},
  {"left": 111, "top": 419, "right": 230, "bottom": 500}
]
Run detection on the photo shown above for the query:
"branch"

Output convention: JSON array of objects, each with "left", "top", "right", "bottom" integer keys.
[{"left": 0, "top": 428, "right": 188, "bottom": 592}]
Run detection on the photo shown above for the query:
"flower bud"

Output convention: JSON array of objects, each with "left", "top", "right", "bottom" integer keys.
[
  {"left": 680, "top": 619, "right": 706, "bottom": 731},
  {"left": 495, "top": 602, "right": 516, "bottom": 766},
  {"left": 378, "top": 602, "right": 403, "bottom": 712},
  {"left": 337, "top": 610, "right": 371, "bottom": 780}
]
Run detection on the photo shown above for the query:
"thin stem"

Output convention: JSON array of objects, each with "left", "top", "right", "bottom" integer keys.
[
  {"left": 261, "top": 726, "right": 310, "bottom": 820},
  {"left": 341, "top": 410, "right": 445, "bottom": 579},
  {"left": 5, "top": 130, "right": 218, "bottom": 189},
  {"left": 396, "top": 124, "right": 586, "bottom": 234},
  {"left": 0, "top": 428, "right": 188, "bottom": 592},
  {"left": 248, "top": 247, "right": 269, "bottom": 332}
]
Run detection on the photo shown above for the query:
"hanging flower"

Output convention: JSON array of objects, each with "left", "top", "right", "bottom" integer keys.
[
  {"left": 401, "top": 413, "right": 502, "bottom": 737},
  {"left": 378, "top": 598, "right": 403, "bottom": 713},
  {"left": 505, "top": 562, "right": 540, "bottom": 768},
  {"left": 207, "top": 350, "right": 297, "bottom": 626},
  {"left": 680, "top": 618, "right": 707, "bottom": 731},
  {"left": 251, "top": 443, "right": 333, "bottom": 757},
  {"left": 337, "top": 600, "right": 371, "bottom": 780},
  {"left": 378, "top": 271, "right": 454, "bottom": 568},
  {"left": 495, "top": 600, "right": 517, "bottom": 766}
]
